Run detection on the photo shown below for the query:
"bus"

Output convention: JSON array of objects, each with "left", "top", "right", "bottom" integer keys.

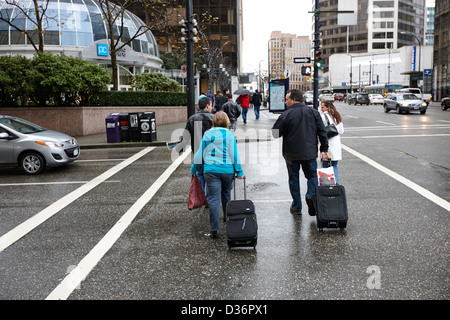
[{"left": 364, "top": 84, "right": 404, "bottom": 96}]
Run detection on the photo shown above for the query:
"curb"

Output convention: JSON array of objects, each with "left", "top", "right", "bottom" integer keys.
[{"left": 80, "top": 141, "right": 166, "bottom": 149}]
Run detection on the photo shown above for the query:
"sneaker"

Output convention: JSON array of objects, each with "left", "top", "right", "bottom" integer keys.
[
  {"left": 210, "top": 230, "right": 218, "bottom": 239},
  {"left": 306, "top": 197, "right": 316, "bottom": 216},
  {"left": 290, "top": 207, "right": 302, "bottom": 215}
]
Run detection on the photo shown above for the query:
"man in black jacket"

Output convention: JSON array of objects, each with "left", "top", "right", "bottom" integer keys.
[
  {"left": 222, "top": 93, "right": 241, "bottom": 131},
  {"left": 176, "top": 97, "right": 214, "bottom": 204},
  {"left": 251, "top": 89, "right": 262, "bottom": 119},
  {"left": 176, "top": 97, "right": 214, "bottom": 154},
  {"left": 272, "top": 89, "right": 329, "bottom": 215}
]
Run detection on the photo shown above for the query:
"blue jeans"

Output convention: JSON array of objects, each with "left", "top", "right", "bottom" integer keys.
[
  {"left": 254, "top": 105, "right": 260, "bottom": 119},
  {"left": 242, "top": 108, "right": 249, "bottom": 123},
  {"left": 285, "top": 159, "right": 318, "bottom": 212},
  {"left": 204, "top": 172, "right": 234, "bottom": 231},
  {"left": 322, "top": 160, "right": 339, "bottom": 184}
]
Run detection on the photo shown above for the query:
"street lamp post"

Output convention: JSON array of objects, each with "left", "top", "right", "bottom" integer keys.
[{"left": 184, "top": 0, "right": 196, "bottom": 119}]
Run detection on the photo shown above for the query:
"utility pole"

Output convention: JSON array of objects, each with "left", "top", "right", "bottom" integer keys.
[
  {"left": 310, "top": 2, "right": 354, "bottom": 110},
  {"left": 313, "top": 0, "right": 320, "bottom": 110},
  {"left": 185, "top": 0, "right": 195, "bottom": 119}
]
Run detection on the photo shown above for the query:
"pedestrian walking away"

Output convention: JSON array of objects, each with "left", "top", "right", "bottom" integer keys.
[
  {"left": 272, "top": 89, "right": 329, "bottom": 216},
  {"left": 176, "top": 97, "right": 214, "bottom": 202},
  {"left": 216, "top": 88, "right": 229, "bottom": 113},
  {"left": 237, "top": 94, "right": 250, "bottom": 124},
  {"left": 206, "top": 91, "right": 214, "bottom": 107},
  {"left": 214, "top": 90, "right": 222, "bottom": 112},
  {"left": 222, "top": 93, "right": 241, "bottom": 131},
  {"left": 251, "top": 89, "right": 263, "bottom": 119},
  {"left": 190, "top": 111, "right": 244, "bottom": 239},
  {"left": 320, "top": 100, "right": 344, "bottom": 183}
]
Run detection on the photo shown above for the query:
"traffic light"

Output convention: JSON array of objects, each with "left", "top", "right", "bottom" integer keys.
[
  {"left": 301, "top": 65, "right": 312, "bottom": 76},
  {"left": 315, "top": 51, "right": 323, "bottom": 68}
]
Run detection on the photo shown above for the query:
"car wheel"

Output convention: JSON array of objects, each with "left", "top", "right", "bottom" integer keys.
[
  {"left": 442, "top": 104, "right": 448, "bottom": 111},
  {"left": 420, "top": 110, "right": 427, "bottom": 114},
  {"left": 384, "top": 104, "right": 389, "bottom": 113},
  {"left": 20, "top": 152, "right": 46, "bottom": 175}
]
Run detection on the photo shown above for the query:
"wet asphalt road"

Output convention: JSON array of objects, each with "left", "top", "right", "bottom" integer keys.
[{"left": 0, "top": 102, "right": 449, "bottom": 304}]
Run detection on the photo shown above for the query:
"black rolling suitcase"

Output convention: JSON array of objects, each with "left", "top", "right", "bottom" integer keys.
[
  {"left": 315, "top": 184, "right": 348, "bottom": 230},
  {"left": 226, "top": 177, "right": 258, "bottom": 249}
]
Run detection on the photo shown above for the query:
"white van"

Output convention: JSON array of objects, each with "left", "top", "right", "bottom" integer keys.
[{"left": 396, "top": 88, "right": 432, "bottom": 105}]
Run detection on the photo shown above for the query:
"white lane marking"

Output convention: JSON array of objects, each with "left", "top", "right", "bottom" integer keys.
[
  {"left": 76, "top": 159, "right": 126, "bottom": 162},
  {"left": 345, "top": 124, "right": 450, "bottom": 131},
  {"left": 342, "top": 144, "right": 450, "bottom": 212},
  {"left": 376, "top": 121, "right": 396, "bottom": 126},
  {"left": 0, "top": 181, "right": 121, "bottom": 187},
  {"left": 46, "top": 148, "right": 192, "bottom": 300},
  {"left": 0, "top": 147, "right": 155, "bottom": 253},
  {"left": 437, "top": 120, "right": 450, "bottom": 123},
  {"left": 346, "top": 115, "right": 359, "bottom": 118},
  {"left": 342, "top": 134, "right": 450, "bottom": 139}
]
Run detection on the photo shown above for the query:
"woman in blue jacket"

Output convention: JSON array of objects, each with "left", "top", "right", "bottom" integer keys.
[{"left": 191, "top": 111, "right": 244, "bottom": 238}]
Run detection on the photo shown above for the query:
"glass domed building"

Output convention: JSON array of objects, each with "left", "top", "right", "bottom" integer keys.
[{"left": 0, "top": 0, "right": 162, "bottom": 90}]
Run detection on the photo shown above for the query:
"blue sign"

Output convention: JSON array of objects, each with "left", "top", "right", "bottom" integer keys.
[
  {"left": 424, "top": 69, "right": 432, "bottom": 76},
  {"left": 97, "top": 44, "right": 108, "bottom": 57}
]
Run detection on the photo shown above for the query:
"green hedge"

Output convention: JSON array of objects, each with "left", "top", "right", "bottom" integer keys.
[
  {"left": 96, "top": 91, "right": 187, "bottom": 106},
  {"left": 0, "top": 52, "right": 186, "bottom": 107}
]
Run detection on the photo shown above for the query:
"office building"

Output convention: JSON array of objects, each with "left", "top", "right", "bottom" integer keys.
[
  {"left": 433, "top": 0, "right": 449, "bottom": 100},
  {"left": 268, "top": 31, "right": 311, "bottom": 92},
  {"left": 313, "top": 0, "right": 427, "bottom": 72}
]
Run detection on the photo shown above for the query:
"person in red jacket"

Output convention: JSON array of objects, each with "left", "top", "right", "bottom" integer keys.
[{"left": 237, "top": 94, "right": 250, "bottom": 124}]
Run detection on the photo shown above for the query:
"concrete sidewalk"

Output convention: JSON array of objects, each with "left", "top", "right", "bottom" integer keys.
[{"left": 75, "top": 121, "right": 187, "bottom": 149}]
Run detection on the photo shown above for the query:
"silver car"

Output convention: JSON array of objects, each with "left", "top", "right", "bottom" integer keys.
[
  {"left": 0, "top": 115, "right": 80, "bottom": 174},
  {"left": 383, "top": 93, "right": 427, "bottom": 114}
]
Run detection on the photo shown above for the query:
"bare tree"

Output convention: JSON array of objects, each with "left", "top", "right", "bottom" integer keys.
[
  {"left": 0, "top": 0, "right": 55, "bottom": 52},
  {"left": 99, "top": 0, "right": 182, "bottom": 90}
]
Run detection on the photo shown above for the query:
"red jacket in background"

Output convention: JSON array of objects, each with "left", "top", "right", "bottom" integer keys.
[{"left": 238, "top": 95, "right": 250, "bottom": 108}]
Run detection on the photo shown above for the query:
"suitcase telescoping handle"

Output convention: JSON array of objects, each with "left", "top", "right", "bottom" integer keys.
[{"left": 233, "top": 175, "right": 246, "bottom": 200}]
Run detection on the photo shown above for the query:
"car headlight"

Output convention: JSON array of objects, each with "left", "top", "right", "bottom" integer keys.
[
  {"left": 422, "top": 102, "right": 427, "bottom": 107},
  {"left": 401, "top": 103, "right": 409, "bottom": 107},
  {"left": 35, "top": 141, "right": 65, "bottom": 148}
]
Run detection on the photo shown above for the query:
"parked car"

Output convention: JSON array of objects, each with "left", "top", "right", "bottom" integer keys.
[
  {"left": 319, "top": 93, "right": 334, "bottom": 102},
  {"left": 0, "top": 115, "right": 80, "bottom": 174},
  {"left": 383, "top": 93, "right": 427, "bottom": 114},
  {"left": 441, "top": 97, "right": 450, "bottom": 111},
  {"left": 334, "top": 93, "right": 345, "bottom": 101},
  {"left": 368, "top": 94, "right": 384, "bottom": 105},
  {"left": 303, "top": 93, "right": 314, "bottom": 105},
  {"left": 347, "top": 93, "right": 370, "bottom": 105}
]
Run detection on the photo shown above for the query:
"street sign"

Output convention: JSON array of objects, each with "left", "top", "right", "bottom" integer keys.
[
  {"left": 284, "top": 69, "right": 291, "bottom": 78},
  {"left": 293, "top": 57, "right": 311, "bottom": 64},
  {"left": 424, "top": 69, "right": 432, "bottom": 76},
  {"left": 181, "top": 65, "right": 187, "bottom": 73}
]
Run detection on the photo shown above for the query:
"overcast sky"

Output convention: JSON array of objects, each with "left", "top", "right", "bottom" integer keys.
[{"left": 241, "top": 0, "right": 436, "bottom": 74}]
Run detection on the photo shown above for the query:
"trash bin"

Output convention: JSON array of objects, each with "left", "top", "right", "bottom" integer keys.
[
  {"left": 105, "top": 113, "right": 121, "bottom": 143},
  {"left": 139, "top": 112, "right": 157, "bottom": 142},
  {"left": 119, "top": 113, "right": 130, "bottom": 142},
  {"left": 129, "top": 112, "right": 140, "bottom": 142}
]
